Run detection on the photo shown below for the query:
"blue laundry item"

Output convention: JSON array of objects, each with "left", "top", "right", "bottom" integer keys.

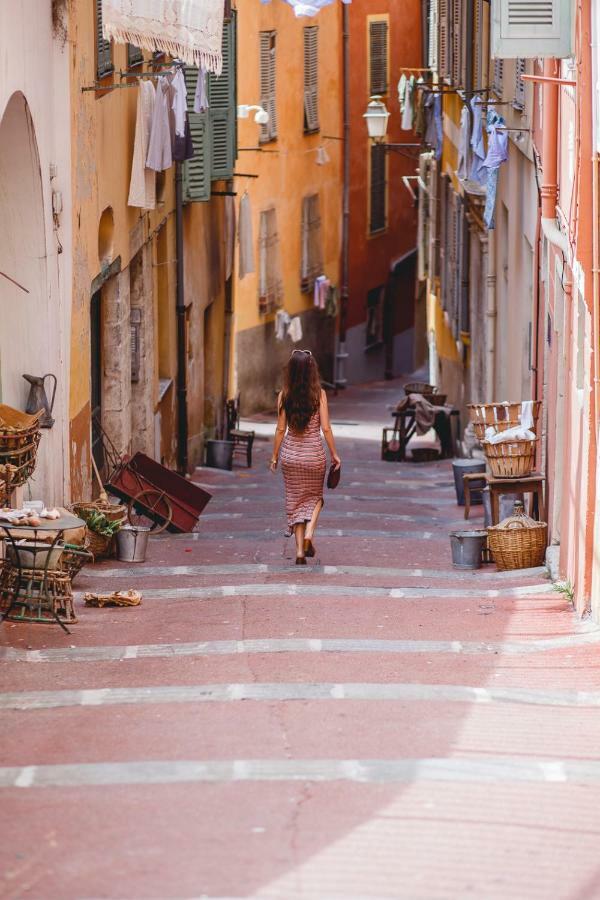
[
  {"left": 457, "top": 104, "right": 470, "bottom": 179},
  {"left": 484, "top": 166, "right": 499, "bottom": 229},
  {"left": 261, "top": 0, "right": 350, "bottom": 12},
  {"left": 469, "top": 95, "right": 487, "bottom": 184}
]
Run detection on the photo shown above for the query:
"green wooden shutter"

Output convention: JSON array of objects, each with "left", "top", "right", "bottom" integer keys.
[
  {"left": 96, "top": 0, "right": 113, "bottom": 79},
  {"left": 369, "top": 21, "right": 388, "bottom": 95},
  {"left": 208, "top": 14, "right": 237, "bottom": 180},
  {"left": 183, "top": 67, "right": 211, "bottom": 202}
]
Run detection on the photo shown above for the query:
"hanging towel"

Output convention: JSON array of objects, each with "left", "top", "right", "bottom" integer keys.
[
  {"left": 102, "top": 0, "right": 225, "bottom": 73},
  {"left": 456, "top": 104, "right": 470, "bottom": 180},
  {"left": 275, "top": 309, "right": 291, "bottom": 340},
  {"left": 146, "top": 76, "right": 173, "bottom": 171},
  {"left": 469, "top": 95, "right": 487, "bottom": 184},
  {"left": 128, "top": 79, "right": 156, "bottom": 209},
  {"left": 414, "top": 84, "right": 426, "bottom": 137},
  {"left": 401, "top": 76, "right": 414, "bottom": 131},
  {"left": 172, "top": 112, "right": 195, "bottom": 161},
  {"left": 224, "top": 194, "right": 235, "bottom": 281},
  {"left": 238, "top": 192, "right": 255, "bottom": 279},
  {"left": 520, "top": 400, "right": 534, "bottom": 431},
  {"left": 288, "top": 317, "right": 303, "bottom": 343},
  {"left": 171, "top": 67, "right": 188, "bottom": 137},
  {"left": 194, "top": 66, "right": 209, "bottom": 113},
  {"left": 398, "top": 73, "right": 407, "bottom": 113}
]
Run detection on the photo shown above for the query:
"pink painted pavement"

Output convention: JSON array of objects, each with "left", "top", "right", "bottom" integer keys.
[{"left": 1, "top": 380, "right": 599, "bottom": 899}]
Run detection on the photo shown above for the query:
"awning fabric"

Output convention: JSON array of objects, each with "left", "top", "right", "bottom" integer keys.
[{"left": 102, "top": 0, "right": 224, "bottom": 74}]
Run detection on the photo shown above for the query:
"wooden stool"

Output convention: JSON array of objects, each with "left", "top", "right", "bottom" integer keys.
[
  {"left": 487, "top": 473, "right": 545, "bottom": 525},
  {"left": 463, "top": 472, "right": 488, "bottom": 520}
]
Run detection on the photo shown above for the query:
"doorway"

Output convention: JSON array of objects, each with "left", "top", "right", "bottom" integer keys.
[{"left": 90, "top": 289, "right": 103, "bottom": 476}]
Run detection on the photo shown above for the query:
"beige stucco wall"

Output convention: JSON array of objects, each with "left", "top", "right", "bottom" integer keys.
[{"left": 0, "top": 0, "right": 72, "bottom": 506}]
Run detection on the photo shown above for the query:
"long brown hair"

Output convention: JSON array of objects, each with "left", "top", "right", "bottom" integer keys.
[{"left": 281, "top": 350, "right": 321, "bottom": 432}]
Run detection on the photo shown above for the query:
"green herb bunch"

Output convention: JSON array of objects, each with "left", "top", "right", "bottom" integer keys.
[{"left": 81, "top": 508, "right": 122, "bottom": 537}]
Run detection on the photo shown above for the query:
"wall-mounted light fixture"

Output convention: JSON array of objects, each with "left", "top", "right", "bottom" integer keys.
[
  {"left": 363, "top": 95, "right": 421, "bottom": 160},
  {"left": 238, "top": 104, "right": 269, "bottom": 125}
]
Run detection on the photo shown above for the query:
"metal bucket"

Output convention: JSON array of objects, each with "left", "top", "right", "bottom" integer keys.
[
  {"left": 205, "top": 439, "right": 234, "bottom": 471},
  {"left": 116, "top": 525, "right": 150, "bottom": 563},
  {"left": 452, "top": 458, "right": 486, "bottom": 506},
  {"left": 449, "top": 530, "right": 487, "bottom": 569}
]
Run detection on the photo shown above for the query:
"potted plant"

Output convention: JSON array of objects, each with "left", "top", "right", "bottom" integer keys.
[{"left": 77, "top": 507, "right": 124, "bottom": 560}]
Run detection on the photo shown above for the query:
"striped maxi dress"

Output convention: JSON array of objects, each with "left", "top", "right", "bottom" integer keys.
[{"left": 280, "top": 409, "right": 326, "bottom": 535}]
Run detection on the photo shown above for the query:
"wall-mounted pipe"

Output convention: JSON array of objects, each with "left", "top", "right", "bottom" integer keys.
[{"left": 175, "top": 161, "right": 188, "bottom": 475}]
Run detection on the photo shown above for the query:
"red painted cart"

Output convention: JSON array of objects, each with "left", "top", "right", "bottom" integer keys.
[
  {"left": 95, "top": 421, "right": 211, "bottom": 533},
  {"left": 106, "top": 452, "right": 212, "bottom": 533}
]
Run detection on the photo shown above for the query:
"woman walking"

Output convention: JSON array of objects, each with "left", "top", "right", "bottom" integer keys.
[{"left": 270, "top": 350, "right": 341, "bottom": 564}]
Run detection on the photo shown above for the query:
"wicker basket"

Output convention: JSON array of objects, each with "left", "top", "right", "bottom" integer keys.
[
  {"left": 468, "top": 401, "right": 541, "bottom": 440},
  {"left": 487, "top": 502, "right": 547, "bottom": 570},
  {"left": 71, "top": 500, "right": 126, "bottom": 561},
  {"left": 0, "top": 426, "right": 42, "bottom": 487},
  {"left": 483, "top": 438, "right": 536, "bottom": 478},
  {"left": 404, "top": 382, "right": 434, "bottom": 395}
]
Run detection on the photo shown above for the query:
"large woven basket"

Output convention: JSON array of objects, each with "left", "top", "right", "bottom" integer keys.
[
  {"left": 71, "top": 500, "right": 126, "bottom": 561},
  {"left": 0, "top": 406, "right": 42, "bottom": 488},
  {"left": 483, "top": 438, "right": 536, "bottom": 478},
  {"left": 404, "top": 382, "right": 434, "bottom": 395},
  {"left": 468, "top": 401, "right": 541, "bottom": 440},
  {"left": 487, "top": 503, "right": 547, "bottom": 570}
]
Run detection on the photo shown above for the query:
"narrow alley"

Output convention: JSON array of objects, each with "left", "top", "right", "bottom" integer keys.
[{"left": 2, "top": 380, "right": 600, "bottom": 899}]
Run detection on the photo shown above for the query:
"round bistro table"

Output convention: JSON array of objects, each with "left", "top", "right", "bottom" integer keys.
[{"left": 0, "top": 513, "right": 85, "bottom": 634}]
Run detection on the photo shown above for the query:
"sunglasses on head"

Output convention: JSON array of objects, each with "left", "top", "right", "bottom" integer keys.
[{"left": 291, "top": 349, "right": 312, "bottom": 356}]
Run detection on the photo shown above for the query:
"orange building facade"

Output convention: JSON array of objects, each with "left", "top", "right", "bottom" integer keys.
[{"left": 341, "top": 0, "right": 422, "bottom": 385}]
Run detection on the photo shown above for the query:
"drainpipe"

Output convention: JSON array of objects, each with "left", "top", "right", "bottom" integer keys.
[
  {"left": 336, "top": 1, "right": 350, "bottom": 388},
  {"left": 485, "top": 229, "right": 496, "bottom": 397},
  {"left": 540, "top": 60, "right": 560, "bottom": 243},
  {"left": 175, "top": 162, "right": 188, "bottom": 475}
]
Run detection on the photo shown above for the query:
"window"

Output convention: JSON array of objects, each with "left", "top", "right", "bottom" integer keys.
[
  {"left": 427, "top": 0, "right": 439, "bottom": 71},
  {"left": 303, "top": 26, "right": 319, "bottom": 133},
  {"left": 473, "top": 0, "right": 487, "bottom": 90},
  {"left": 127, "top": 44, "right": 144, "bottom": 68},
  {"left": 492, "top": 57, "right": 504, "bottom": 96},
  {"left": 259, "top": 208, "right": 283, "bottom": 314},
  {"left": 491, "top": 0, "right": 573, "bottom": 60},
  {"left": 300, "top": 194, "right": 323, "bottom": 292},
  {"left": 369, "top": 20, "right": 388, "bottom": 95},
  {"left": 260, "top": 31, "right": 277, "bottom": 143},
  {"left": 369, "top": 145, "right": 387, "bottom": 234},
  {"left": 183, "top": 13, "right": 237, "bottom": 201},
  {"left": 452, "top": 0, "right": 462, "bottom": 87},
  {"left": 439, "top": 0, "right": 450, "bottom": 81},
  {"left": 366, "top": 286, "right": 384, "bottom": 348},
  {"left": 95, "top": 0, "right": 113, "bottom": 80},
  {"left": 514, "top": 58, "right": 526, "bottom": 109}
]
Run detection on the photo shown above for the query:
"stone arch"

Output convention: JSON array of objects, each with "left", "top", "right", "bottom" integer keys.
[{"left": 0, "top": 91, "right": 48, "bottom": 409}]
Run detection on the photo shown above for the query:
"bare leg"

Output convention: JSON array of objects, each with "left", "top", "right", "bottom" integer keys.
[
  {"left": 294, "top": 522, "right": 306, "bottom": 558},
  {"left": 305, "top": 499, "right": 323, "bottom": 542}
]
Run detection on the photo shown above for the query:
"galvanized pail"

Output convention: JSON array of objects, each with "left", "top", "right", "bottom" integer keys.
[
  {"left": 449, "top": 530, "right": 487, "bottom": 569},
  {"left": 116, "top": 525, "right": 150, "bottom": 563},
  {"left": 452, "top": 458, "right": 486, "bottom": 506}
]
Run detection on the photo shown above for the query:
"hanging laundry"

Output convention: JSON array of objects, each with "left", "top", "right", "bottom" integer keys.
[
  {"left": 456, "top": 104, "right": 470, "bottom": 180},
  {"left": 173, "top": 112, "right": 195, "bottom": 162},
  {"left": 194, "top": 67, "right": 209, "bottom": 113},
  {"left": 102, "top": 0, "right": 225, "bottom": 73},
  {"left": 170, "top": 67, "right": 187, "bottom": 138},
  {"left": 424, "top": 92, "right": 442, "bottom": 160},
  {"left": 414, "top": 82, "right": 426, "bottom": 137},
  {"left": 146, "top": 75, "right": 173, "bottom": 171},
  {"left": 128, "top": 79, "right": 156, "bottom": 209},
  {"left": 397, "top": 73, "right": 407, "bottom": 114},
  {"left": 483, "top": 111, "right": 508, "bottom": 229},
  {"left": 260, "top": 0, "right": 351, "bottom": 16},
  {"left": 325, "top": 285, "right": 338, "bottom": 317},
  {"left": 469, "top": 95, "right": 487, "bottom": 185},
  {"left": 313, "top": 275, "right": 330, "bottom": 310},
  {"left": 275, "top": 309, "right": 291, "bottom": 341},
  {"left": 238, "top": 192, "right": 255, "bottom": 279},
  {"left": 412, "top": 78, "right": 424, "bottom": 131},
  {"left": 224, "top": 195, "right": 236, "bottom": 281},
  {"left": 401, "top": 76, "right": 415, "bottom": 131},
  {"left": 288, "top": 317, "right": 303, "bottom": 343}
]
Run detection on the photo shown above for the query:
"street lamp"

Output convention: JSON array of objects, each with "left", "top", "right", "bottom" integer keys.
[
  {"left": 363, "top": 96, "right": 390, "bottom": 141},
  {"left": 238, "top": 104, "right": 269, "bottom": 125},
  {"left": 363, "top": 96, "right": 421, "bottom": 158}
]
